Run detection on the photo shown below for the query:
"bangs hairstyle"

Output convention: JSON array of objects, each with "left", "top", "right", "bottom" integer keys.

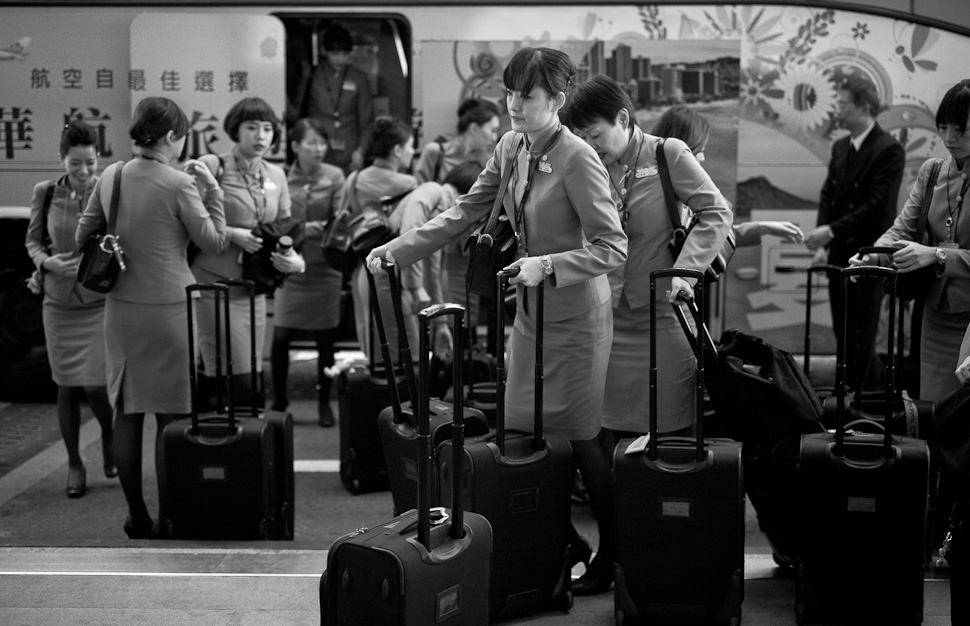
[
  {"left": 457, "top": 98, "right": 500, "bottom": 134},
  {"left": 936, "top": 79, "right": 970, "bottom": 131},
  {"left": 224, "top": 97, "right": 281, "bottom": 146},
  {"left": 563, "top": 74, "right": 635, "bottom": 131},
  {"left": 652, "top": 106, "right": 711, "bottom": 155},
  {"left": 370, "top": 115, "right": 412, "bottom": 159},
  {"left": 502, "top": 47, "right": 576, "bottom": 100},
  {"left": 129, "top": 96, "right": 189, "bottom": 148},
  {"left": 289, "top": 117, "right": 329, "bottom": 146},
  {"left": 60, "top": 120, "right": 99, "bottom": 158}
]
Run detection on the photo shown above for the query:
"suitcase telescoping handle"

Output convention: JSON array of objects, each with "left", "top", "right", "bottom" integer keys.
[
  {"left": 804, "top": 264, "right": 843, "bottom": 380},
  {"left": 650, "top": 268, "right": 705, "bottom": 463},
  {"left": 216, "top": 279, "right": 259, "bottom": 416},
  {"left": 382, "top": 260, "right": 419, "bottom": 413},
  {"left": 364, "top": 266, "right": 407, "bottom": 425},
  {"left": 836, "top": 264, "right": 897, "bottom": 458},
  {"left": 186, "top": 282, "right": 234, "bottom": 436},
  {"left": 418, "top": 303, "right": 468, "bottom": 546},
  {"left": 494, "top": 267, "right": 544, "bottom": 456}
]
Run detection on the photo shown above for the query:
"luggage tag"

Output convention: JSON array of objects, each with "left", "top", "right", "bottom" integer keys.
[{"left": 624, "top": 433, "right": 651, "bottom": 455}]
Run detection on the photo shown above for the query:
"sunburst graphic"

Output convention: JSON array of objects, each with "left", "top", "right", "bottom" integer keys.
[{"left": 770, "top": 63, "right": 837, "bottom": 131}]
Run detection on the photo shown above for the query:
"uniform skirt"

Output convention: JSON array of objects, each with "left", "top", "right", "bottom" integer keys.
[
  {"left": 920, "top": 304, "right": 970, "bottom": 403},
  {"left": 195, "top": 289, "right": 266, "bottom": 376},
  {"left": 504, "top": 297, "right": 612, "bottom": 442},
  {"left": 273, "top": 248, "right": 342, "bottom": 331},
  {"left": 105, "top": 299, "right": 191, "bottom": 415},
  {"left": 602, "top": 293, "right": 696, "bottom": 434},
  {"left": 43, "top": 298, "right": 107, "bottom": 387}
]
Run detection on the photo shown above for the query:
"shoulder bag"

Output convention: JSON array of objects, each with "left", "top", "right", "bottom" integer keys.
[
  {"left": 659, "top": 139, "right": 735, "bottom": 283},
  {"left": 893, "top": 157, "right": 943, "bottom": 301},
  {"left": 77, "top": 161, "right": 126, "bottom": 294},
  {"left": 464, "top": 135, "right": 523, "bottom": 297},
  {"left": 321, "top": 171, "right": 360, "bottom": 273}
]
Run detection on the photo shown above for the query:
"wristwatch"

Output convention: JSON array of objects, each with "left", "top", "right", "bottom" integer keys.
[
  {"left": 540, "top": 254, "right": 554, "bottom": 276},
  {"left": 936, "top": 247, "right": 947, "bottom": 266}
]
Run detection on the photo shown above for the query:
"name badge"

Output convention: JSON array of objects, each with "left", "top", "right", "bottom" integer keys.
[
  {"left": 635, "top": 166, "right": 657, "bottom": 178},
  {"left": 263, "top": 179, "right": 277, "bottom": 191},
  {"left": 330, "top": 138, "right": 347, "bottom": 151},
  {"left": 342, "top": 81, "right": 357, "bottom": 92},
  {"left": 537, "top": 161, "right": 553, "bottom": 174}
]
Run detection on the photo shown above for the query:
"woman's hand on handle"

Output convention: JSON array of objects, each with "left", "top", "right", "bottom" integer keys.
[
  {"left": 505, "top": 256, "right": 544, "bottom": 287},
  {"left": 667, "top": 276, "right": 695, "bottom": 305},
  {"left": 889, "top": 242, "right": 936, "bottom": 273},
  {"left": 365, "top": 246, "right": 390, "bottom": 274}
]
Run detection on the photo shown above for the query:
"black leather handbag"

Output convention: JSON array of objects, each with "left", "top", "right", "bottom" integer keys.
[
  {"left": 77, "top": 161, "right": 126, "bottom": 294},
  {"left": 242, "top": 217, "right": 305, "bottom": 295}
]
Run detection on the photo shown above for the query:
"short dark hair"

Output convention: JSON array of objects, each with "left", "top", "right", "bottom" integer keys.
[
  {"left": 562, "top": 74, "right": 636, "bottom": 131},
  {"left": 456, "top": 98, "right": 500, "bottom": 134},
  {"left": 936, "top": 79, "right": 970, "bottom": 131},
  {"left": 223, "top": 97, "right": 281, "bottom": 146},
  {"left": 289, "top": 117, "right": 328, "bottom": 146},
  {"left": 60, "top": 120, "right": 99, "bottom": 158},
  {"left": 651, "top": 105, "right": 711, "bottom": 155},
  {"left": 370, "top": 115, "right": 412, "bottom": 159},
  {"left": 503, "top": 47, "right": 576, "bottom": 100},
  {"left": 129, "top": 97, "right": 189, "bottom": 148},
  {"left": 321, "top": 23, "right": 353, "bottom": 53},
  {"left": 838, "top": 75, "right": 881, "bottom": 117},
  {"left": 442, "top": 161, "right": 483, "bottom": 195}
]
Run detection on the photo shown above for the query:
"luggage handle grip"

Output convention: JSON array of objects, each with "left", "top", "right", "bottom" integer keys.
[
  {"left": 216, "top": 279, "right": 258, "bottom": 417},
  {"left": 186, "top": 283, "right": 233, "bottom": 436},
  {"left": 494, "top": 267, "right": 545, "bottom": 457},
  {"left": 835, "top": 268, "right": 897, "bottom": 458},
  {"left": 650, "top": 268, "right": 705, "bottom": 463},
  {"left": 419, "top": 303, "right": 467, "bottom": 546}
]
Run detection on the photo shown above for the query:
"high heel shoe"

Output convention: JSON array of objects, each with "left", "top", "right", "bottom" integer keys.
[
  {"left": 66, "top": 465, "right": 86, "bottom": 499},
  {"left": 123, "top": 515, "right": 154, "bottom": 540},
  {"left": 565, "top": 536, "right": 593, "bottom": 570},
  {"left": 102, "top": 441, "right": 117, "bottom": 478},
  {"left": 571, "top": 554, "right": 614, "bottom": 596}
]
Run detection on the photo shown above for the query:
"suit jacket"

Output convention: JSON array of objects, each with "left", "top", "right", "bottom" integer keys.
[
  {"left": 294, "top": 62, "right": 374, "bottom": 169},
  {"left": 876, "top": 156, "right": 970, "bottom": 313},
  {"left": 76, "top": 154, "right": 229, "bottom": 305},
  {"left": 817, "top": 123, "right": 905, "bottom": 266},
  {"left": 388, "top": 125, "right": 627, "bottom": 323}
]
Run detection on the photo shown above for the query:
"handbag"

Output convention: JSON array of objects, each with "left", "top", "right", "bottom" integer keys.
[
  {"left": 893, "top": 158, "right": 943, "bottom": 301},
  {"left": 465, "top": 135, "right": 523, "bottom": 297},
  {"left": 77, "top": 161, "right": 126, "bottom": 294},
  {"left": 321, "top": 171, "right": 359, "bottom": 273},
  {"left": 658, "top": 138, "right": 735, "bottom": 283},
  {"left": 241, "top": 216, "right": 305, "bottom": 295}
]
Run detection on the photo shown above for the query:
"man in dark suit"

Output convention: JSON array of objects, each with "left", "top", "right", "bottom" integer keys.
[{"left": 805, "top": 75, "right": 905, "bottom": 391}]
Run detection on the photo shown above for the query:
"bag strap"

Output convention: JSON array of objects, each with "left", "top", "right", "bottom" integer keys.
[
  {"left": 657, "top": 139, "right": 687, "bottom": 249},
  {"left": 481, "top": 135, "right": 525, "bottom": 240},
  {"left": 914, "top": 158, "right": 943, "bottom": 245},
  {"left": 40, "top": 180, "right": 55, "bottom": 251},
  {"left": 107, "top": 161, "right": 125, "bottom": 235}
]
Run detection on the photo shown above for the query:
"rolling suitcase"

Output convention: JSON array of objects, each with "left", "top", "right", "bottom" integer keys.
[
  {"left": 437, "top": 268, "right": 574, "bottom": 621},
  {"left": 614, "top": 269, "right": 744, "bottom": 626},
  {"left": 218, "top": 278, "right": 295, "bottom": 540},
  {"left": 161, "top": 283, "right": 279, "bottom": 540},
  {"left": 372, "top": 262, "right": 489, "bottom": 515},
  {"left": 795, "top": 265, "right": 929, "bottom": 625},
  {"left": 800, "top": 263, "right": 842, "bottom": 399},
  {"left": 319, "top": 303, "right": 492, "bottom": 626}
]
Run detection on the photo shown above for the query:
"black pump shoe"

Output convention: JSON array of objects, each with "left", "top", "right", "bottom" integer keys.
[
  {"left": 565, "top": 537, "right": 593, "bottom": 571},
  {"left": 66, "top": 465, "right": 86, "bottom": 498},
  {"left": 123, "top": 515, "right": 154, "bottom": 540},
  {"left": 571, "top": 555, "right": 614, "bottom": 596}
]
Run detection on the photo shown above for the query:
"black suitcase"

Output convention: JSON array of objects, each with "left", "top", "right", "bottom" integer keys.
[
  {"left": 337, "top": 273, "right": 407, "bottom": 495},
  {"left": 437, "top": 268, "right": 574, "bottom": 621},
  {"left": 161, "top": 282, "right": 280, "bottom": 540},
  {"left": 371, "top": 262, "right": 489, "bottom": 515},
  {"left": 795, "top": 265, "right": 929, "bottom": 626},
  {"left": 614, "top": 269, "right": 744, "bottom": 626},
  {"left": 320, "top": 303, "right": 492, "bottom": 626}
]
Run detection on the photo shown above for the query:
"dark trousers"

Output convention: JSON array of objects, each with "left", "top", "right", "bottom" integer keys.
[{"left": 829, "top": 273, "right": 886, "bottom": 392}]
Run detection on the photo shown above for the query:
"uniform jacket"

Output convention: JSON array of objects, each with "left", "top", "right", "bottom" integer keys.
[
  {"left": 388, "top": 124, "right": 627, "bottom": 323},
  {"left": 26, "top": 174, "right": 105, "bottom": 306},
  {"left": 76, "top": 154, "right": 229, "bottom": 304},
  {"left": 605, "top": 126, "right": 733, "bottom": 309},
  {"left": 818, "top": 123, "right": 905, "bottom": 266},
  {"left": 295, "top": 62, "right": 374, "bottom": 169},
  {"left": 876, "top": 156, "right": 970, "bottom": 313}
]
